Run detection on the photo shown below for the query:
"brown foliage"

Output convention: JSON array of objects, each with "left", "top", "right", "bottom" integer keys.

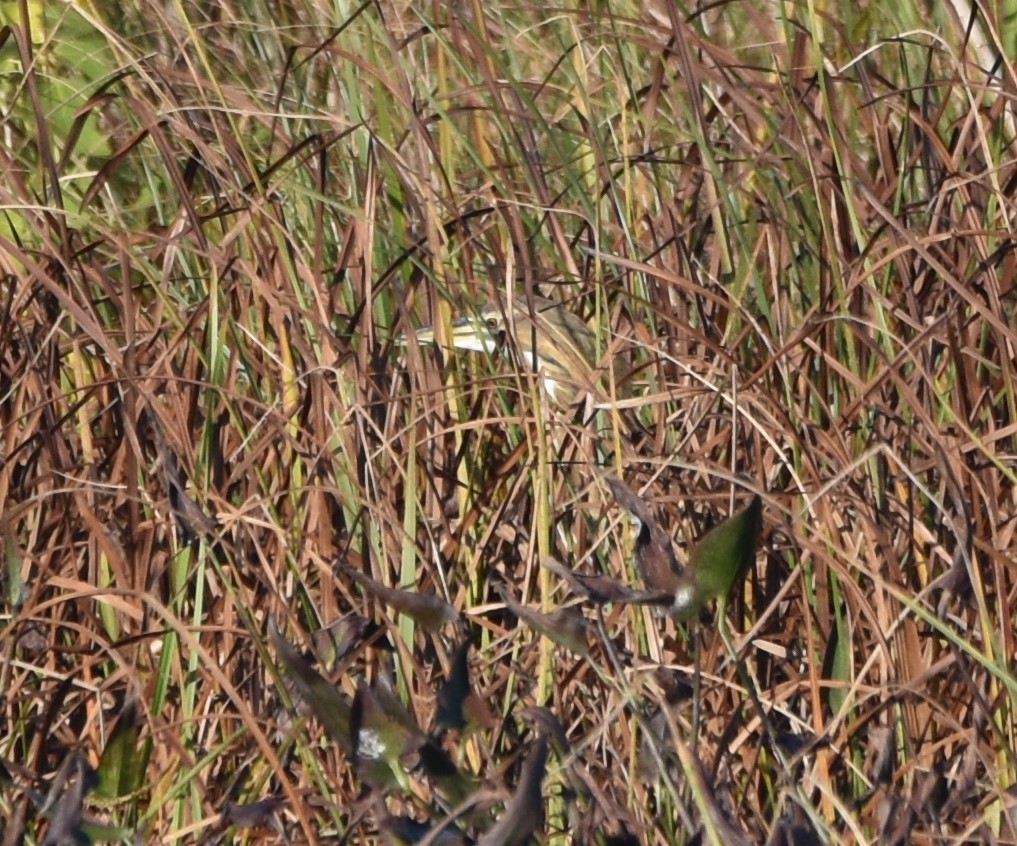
[{"left": 1, "top": 2, "right": 1015, "bottom": 844}]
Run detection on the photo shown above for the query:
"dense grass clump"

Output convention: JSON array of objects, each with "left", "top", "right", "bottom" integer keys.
[{"left": 1, "top": 2, "right": 1015, "bottom": 844}]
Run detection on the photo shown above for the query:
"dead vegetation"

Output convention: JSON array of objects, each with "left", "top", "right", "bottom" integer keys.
[{"left": 1, "top": 1, "right": 1016, "bottom": 844}]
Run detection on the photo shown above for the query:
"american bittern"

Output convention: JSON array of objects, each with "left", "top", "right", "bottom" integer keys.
[{"left": 411, "top": 296, "right": 611, "bottom": 404}]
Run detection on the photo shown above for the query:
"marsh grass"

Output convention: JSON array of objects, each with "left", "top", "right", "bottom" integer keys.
[{"left": 1, "top": 1, "right": 1016, "bottom": 843}]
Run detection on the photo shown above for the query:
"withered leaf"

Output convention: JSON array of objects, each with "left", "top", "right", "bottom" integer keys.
[
  {"left": 540, "top": 557, "right": 673, "bottom": 607},
  {"left": 221, "top": 797, "right": 285, "bottom": 829},
  {"left": 602, "top": 475, "right": 683, "bottom": 594},
  {"left": 480, "top": 733, "right": 550, "bottom": 846},
  {"left": 269, "top": 621, "right": 353, "bottom": 754},
  {"left": 494, "top": 584, "right": 588, "bottom": 655},
  {"left": 41, "top": 754, "right": 98, "bottom": 846},
  {"left": 435, "top": 637, "right": 473, "bottom": 731},
  {"left": 340, "top": 564, "right": 459, "bottom": 630},
  {"left": 379, "top": 814, "right": 468, "bottom": 846},
  {"left": 154, "top": 424, "right": 218, "bottom": 543}
]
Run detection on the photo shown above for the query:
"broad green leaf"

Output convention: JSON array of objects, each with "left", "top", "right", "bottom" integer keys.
[
  {"left": 674, "top": 495, "right": 763, "bottom": 620},
  {"left": 95, "top": 701, "right": 148, "bottom": 801},
  {"left": 823, "top": 598, "right": 852, "bottom": 716},
  {"left": 351, "top": 681, "right": 417, "bottom": 790},
  {"left": 78, "top": 819, "right": 136, "bottom": 844}
]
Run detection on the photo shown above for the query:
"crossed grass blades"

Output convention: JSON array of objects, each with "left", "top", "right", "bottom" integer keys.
[
  {"left": 2, "top": 1, "right": 1017, "bottom": 844},
  {"left": 271, "top": 490, "right": 763, "bottom": 845}
]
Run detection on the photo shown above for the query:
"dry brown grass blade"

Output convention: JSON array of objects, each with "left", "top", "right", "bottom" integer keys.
[
  {"left": 3, "top": 3, "right": 1016, "bottom": 843},
  {"left": 478, "top": 733, "right": 550, "bottom": 846},
  {"left": 540, "top": 555, "right": 673, "bottom": 607}
]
